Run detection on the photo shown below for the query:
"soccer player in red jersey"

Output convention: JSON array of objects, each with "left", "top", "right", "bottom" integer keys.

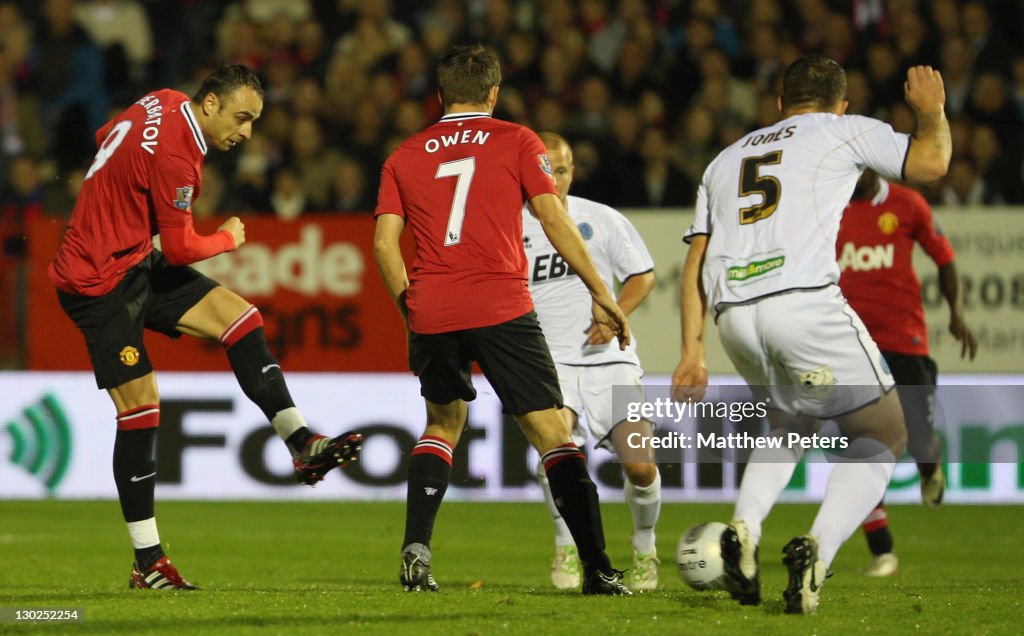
[
  {"left": 838, "top": 168, "right": 977, "bottom": 576},
  {"left": 374, "top": 44, "right": 632, "bottom": 595},
  {"left": 49, "top": 65, "right": 362, "bottom": 590}
]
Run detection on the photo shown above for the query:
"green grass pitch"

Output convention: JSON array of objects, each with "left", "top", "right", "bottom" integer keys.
[{"left": 0, "top": 500, "right": 1021, "bottom": 634}]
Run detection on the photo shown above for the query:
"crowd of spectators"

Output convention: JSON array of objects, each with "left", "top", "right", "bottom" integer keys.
[
  {"left": 2, "top": 0, "right": 1024, "bottom": 228},
  {"left": 1, "top": 0, "right": 1023, "bottom": 367}
]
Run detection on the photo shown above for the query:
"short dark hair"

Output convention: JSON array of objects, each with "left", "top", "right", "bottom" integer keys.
[
  {"left": 436, "top": 44, "right": 501, "bottom": 106},
  {"left": 192, "top": 64, "right": 264, "bottom": 105},
  {"left": 781, "top": 54, "right": 846, "bottom": 111}
]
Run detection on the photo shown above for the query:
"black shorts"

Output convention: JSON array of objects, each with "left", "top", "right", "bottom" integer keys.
[
  {"left": 881, "top": 351, "right": 939, "bottom": 461},
  {"left": 882, "top": 351, "right": 938, "bottom": 387},
  {"left": 57, "top": 250, "right": 220, "bottom": 390},
  {"left": 408, "top": 311, "right": 563, "bottom": 416}
]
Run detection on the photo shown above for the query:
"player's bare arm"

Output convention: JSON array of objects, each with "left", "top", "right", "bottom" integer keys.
[
  {"left": 903, "top": 65, "right": 952, "bottom": 183},
  {"left": 372, "top": 213, "right": 410, "bottom": 321},
  {"left": 671, "top": 235, "right": 709, "bottom": 402},
  {"left": 586, "top": 271, "right": 654, "bottom": 345},
  {"left": 938, "top": 261, "right": 978, "bottom": 360},
  {"left": 529, "top": 192, "right": 631, "bottom": 349}
]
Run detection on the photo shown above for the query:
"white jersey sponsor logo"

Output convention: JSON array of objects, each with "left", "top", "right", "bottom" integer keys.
[
  {"left": 837, "top": 242, "right": 895, "bottom": 272},
  {"left": 523, "top": 196, "right": 653, "bottom": 366}
]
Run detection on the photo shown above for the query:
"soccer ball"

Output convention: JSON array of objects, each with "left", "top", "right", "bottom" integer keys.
[{"left": 676, "top": 521, "right": 728, "bottom": 590}]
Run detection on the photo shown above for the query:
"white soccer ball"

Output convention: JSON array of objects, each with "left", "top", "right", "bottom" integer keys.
[{"left": 676, "top": 521, "right": 728, "bottom": 590}]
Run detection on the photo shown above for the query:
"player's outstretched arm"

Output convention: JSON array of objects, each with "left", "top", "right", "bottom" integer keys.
[
  {"left": 153, "top": 154, "right": 239, "bottom": 265},
  {"left": 938, "top": 261, "right": 978, "bottom": 360},
  {"left": 159, "top": 217, "right": 239, "bottom": 266},
  {"left": 903, "top": 65, "right": 952, "bottom": 183},
  {"left": 672, "top": 235, "right": 709, "bottom": 402},
  {"left": 373, "top": 213, "right": 410, "bottom": 323},
  {"left": 529, "top": 192, "right": 630, "bottom": 349}
]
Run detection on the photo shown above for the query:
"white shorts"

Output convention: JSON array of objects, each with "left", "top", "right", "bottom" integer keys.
[
  {"left": 717, "top": 285, "right": 894, "bottom": 419},
  {"left": 557, "top": 362, "right": 646, "bottom": 451}
]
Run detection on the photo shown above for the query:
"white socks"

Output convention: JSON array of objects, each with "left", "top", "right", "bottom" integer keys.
[
  {"left": 624, "top": 471, "right": 661, "bottom": 554},
  {"left": 538, "top": 462, "right": 576, "bottom": 547},
  {"left": 732, "top": 440, "right": 804, "bottom": 545},
  {"left": 811, "top": 446, "right": 896, "bottom": 568},
  {"left": 126, "top": 518, "right": 160, "bottom": 550},
  {"left": 271, "top": 407, "right": 307, "bottom": 441},
  {"left": 733, "top": 434, "right": 897, "bottom": 569}
]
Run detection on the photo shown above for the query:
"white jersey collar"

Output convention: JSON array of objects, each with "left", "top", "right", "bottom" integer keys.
[
  {"left": 440, "top": 112, "right": 491, "bottom": 122},
  {"left": 871, "top": 179, "right": 890, "bottom": 206},
  {"left": 181, "top": 102, "right": 207, "bottom": 155}
]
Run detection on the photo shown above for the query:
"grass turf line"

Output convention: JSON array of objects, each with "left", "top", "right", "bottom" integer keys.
[{"left": 0, "top": 501, "right": 1020, "bottom": 635}]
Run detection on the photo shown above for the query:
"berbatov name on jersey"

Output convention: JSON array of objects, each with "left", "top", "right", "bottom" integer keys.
[
  {"left": 684, "top": 113, "right": 911, "bottom": 316},
  {"left": 50, "top": 89, "right": 207, "bottom": 296}
]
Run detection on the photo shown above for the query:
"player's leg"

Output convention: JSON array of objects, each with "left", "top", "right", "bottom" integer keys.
[
  {"left": 763, "top": 287, "right": 906, "bottom": 613},
  {"left": 399, "top": 329, "right": 476, "bottom": 591},
  {"left": 148, "top": 257, "right": 361, "bottom": 484},
  {"left": 470, "top": 313, "right": 629, "bottom": 595},
  {"left": 517, "top": 407, "right": 632, "bottom": 594},
  {"left": 889, "top": 354, "right": 944, "bottom": 507},
  {"left": 108, "top": 373, "right": 195, "bottom": 589},
  {"left": 719, "top": 303, "right": 798, "bottom": 546},
  {"left": 810, "top": 389, "right": 907, "bottom": 562},
  {"left": 535, "top": 398, "right": 584, "bottom": 589},
  {"left": 779, "top": 392, "right": 906, "bottom": 613},
  {"left": 725, "top": 410, "right": 816, "bottom": 605},
  {"left": 591, "top": 364, "right": 661, "bottom": 591},
  {"left": 857, "top": 350, "right": 931, "bottom": 577},
  {"left": 732, "top": 413, "right": 815, "bottom": 543},
  {"left": 608, "top": 420, "right": 661, "bottom": 590},
  {"left": 860, "top": 502, "right": 898, "bottom": 576},
  {"left": 400, "top": 398, "right": 467, "bottom": 591},
  {"left": 56, "top": 266, "right": 195, "bottom": 590},
  {"left": 714, "top": 303, "right": 797, "bottom": 605}
]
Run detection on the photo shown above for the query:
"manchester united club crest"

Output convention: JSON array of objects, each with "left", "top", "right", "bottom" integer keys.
[
  {"left": 877, "top": 211, "right": 899, "bottom": 235},
  {"left": 119, "top": 346, "right": 141, "bottom": 366},
  {"left": 173, "top": 186, "right": 194, "bottom": 210}
]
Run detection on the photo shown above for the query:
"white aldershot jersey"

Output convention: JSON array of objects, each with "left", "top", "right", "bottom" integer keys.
[
  {"left": 685, "top": 113, "right": 910, "bottom": 315},
  {"left": 523, "top": 195, "right": 654, "bottom": 366}
]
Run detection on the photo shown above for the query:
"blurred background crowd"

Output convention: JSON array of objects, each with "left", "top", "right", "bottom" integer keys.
[
  {"left": 2, "top": 0, "right": 1024, "bottom": 227},
  {"left": 1, "top": 0, "right": 1023, "bottom": 367}
]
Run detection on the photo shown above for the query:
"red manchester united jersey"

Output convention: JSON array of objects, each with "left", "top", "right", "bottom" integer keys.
[
  {"left": 375, "top": 112, "right": 558, "bottom": 333},
  {"left": 50, "top": 89, "right": 220, "bottom": 296},
  {"left": 837, "top": 180, "right": 955, "bottom": 356}
]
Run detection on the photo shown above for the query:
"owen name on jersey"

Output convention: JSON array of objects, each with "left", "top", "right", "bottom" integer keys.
[{"left": 423, "top": 129, "right": 491, "bottom": 153}]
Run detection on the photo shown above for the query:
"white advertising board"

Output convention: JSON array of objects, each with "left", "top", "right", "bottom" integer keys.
[
  {"left": 1, "top": 372, "right": 1020, "bottom": 503},
  {"left": 624, "top": 208, "right": 1024, "bottom": 375}
]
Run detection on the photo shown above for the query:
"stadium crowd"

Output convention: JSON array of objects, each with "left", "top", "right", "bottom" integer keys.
[
  {"left": 0, "top": 0, "right": 1023, "bottom": 366},
  {"left": 2, "top": 0, "right": 1024, "bottom": 219}
]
